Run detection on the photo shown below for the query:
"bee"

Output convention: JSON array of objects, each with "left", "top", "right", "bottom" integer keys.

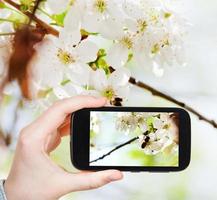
[
  {"left": 141, "top": 136, "right": 150, "bottom": 149},
  {"left": 110, "top": 97, "right": 123, "bottom": 106}
]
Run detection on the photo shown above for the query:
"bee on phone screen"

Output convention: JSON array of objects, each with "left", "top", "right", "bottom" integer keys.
[{"left": 141, "top": 136, "right": 150, "bottom": 149}]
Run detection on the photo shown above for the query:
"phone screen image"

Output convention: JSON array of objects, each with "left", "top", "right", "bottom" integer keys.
[{"left": 89, "top": 111, "right": 179, "bottom": 167}]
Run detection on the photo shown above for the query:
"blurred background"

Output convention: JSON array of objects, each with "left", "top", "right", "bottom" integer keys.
[{"left": 0, "top": 0, "right": 217, "bottom": 199}]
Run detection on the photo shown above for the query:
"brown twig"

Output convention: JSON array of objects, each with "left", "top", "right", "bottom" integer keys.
[
  {"left": 129, "top": 77, "right": 217, "bottom": 128},
  {"left": 3, "top": 0, "right": 59, "bottom": 36},
  {"left": 2, "top": 0, "right": 217, "bottom": 129},
  {"left": 90, "top": 136, "right": 139, "bottom": 163}
]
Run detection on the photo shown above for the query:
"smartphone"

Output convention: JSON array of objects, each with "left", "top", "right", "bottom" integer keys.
[{"left": 70, "top": 107, "right": 191, "bottom": 172}]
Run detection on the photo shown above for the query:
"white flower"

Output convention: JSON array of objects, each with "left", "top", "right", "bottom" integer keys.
[
  {"left": 116, "top": 112, "right": 139, "bottom": 134},
  {"left": 104, "top": 0, "right": 186, "bottom": 72},
  {"left": 52, "top": 0, "right": 186, "bottom": 75},
  {"left": 115, "top": 112, "right": 149, "bottom": 134},
  {"left": 32, "top": 27, "right": 98, "bottom": 89},
  {"left": 139, "top": 130, "right": 170, "bottom": 155},
  {"left": 64, "top": 0, "right": 124, "bottom": 34},
  {"left": 82, "top": 0, "right": 124, "bottom": 33},
  {"left": 104, "top": 19, "right": 139, "bottom": 68},
  {"left": 84, "top": 68, "right": 130, "bottom": 105}
]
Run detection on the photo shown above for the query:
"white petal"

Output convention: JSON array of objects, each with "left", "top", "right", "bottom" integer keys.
[
  {"left": 53, "top": 86, "right": 70, "bottom": 99},
  {"left": 59, "top": 28, "right": 81, "bottom": 47},
  {"left": 99, "top": 18, "right": 123, "bottom": 40},
  {"left": 66, "top": 63, "right": 91, "bottom": 86},
  {"left": 124, "top": 18, "right": 138, "bottom": 32},
  {"left": 62, "top": 82, "right": 77, "bottom": 96},
  {"left": 81, "top": 89, "right": 101, "bottom": 98},
  {"left": 32, "top": 39, "right": 64, "bottom": 88},
  {"left": 82, "top": 13, "right": 101, "bottom": 33},
  {"left": 122, "top": 0, "right": 144, "bottom": 19},
  {"left": 91, "top": 69, "right": 108, "bottom": 91},
  {"left": 107, "top": 0, "right": 124, "bottom": 20},
  {"left": 64, "top": 5, "right": 81, "bottom": 30},
  {"left": 133, "top": 49, "right": 153, "bottom": 69},
  {"left": 77, "top": 40, "right": 98, "bottom": 63},
  {"left": 109, "top": 67, "right": 130, "bottom": 87},
  {"left": 115, "top": 86, "right": 130, "bottom": 99},
  {"left": 106, "top": 43, "right": 129, "bottom": 68},
  {"left": 153, "top": 118, "right": 163, "bottom": 129}
]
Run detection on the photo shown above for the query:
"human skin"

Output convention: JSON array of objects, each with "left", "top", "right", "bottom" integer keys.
[{"left": 4, "top": 96, "right": 123, "bottom": 200}]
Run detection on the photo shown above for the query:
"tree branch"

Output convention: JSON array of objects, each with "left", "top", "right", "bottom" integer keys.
[
  {"left": 90, "top": 136, "right": 139, "bottom": 164},
  {"left": 3, "top": 0, "right": 217, "bottom": 129},
  {"left": 3, "top": 0, "right": 59, "bottom": 36},
  {"left": 129, "top": 77, "right": 217, "bottom": 128}
]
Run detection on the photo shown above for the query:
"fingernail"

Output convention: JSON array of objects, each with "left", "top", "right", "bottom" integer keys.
[{"left": 109, "top": 171, "right": 123, "bottom": 181}]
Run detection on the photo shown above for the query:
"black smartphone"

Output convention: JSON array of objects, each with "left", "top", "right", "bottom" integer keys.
[{"left": 70, "top": 107, "right": 191, "bottom": 172}]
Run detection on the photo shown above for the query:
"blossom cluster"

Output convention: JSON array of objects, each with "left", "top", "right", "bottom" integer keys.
[
  {"left": 115, "top": 112, "right": 179, "bottom": 155},
  {"left": 0, "top": 0, "right": 186, "bottom": 108}
]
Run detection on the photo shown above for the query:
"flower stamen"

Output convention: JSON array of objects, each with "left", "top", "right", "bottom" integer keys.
[
  {"left": 57, "top": 49, "right": 75, "bottom": 65},
  {"left": 120, "top": 36, "right": 133, "bottom": 49},
  {"left": 94, "top": 0, "right": 107, "bottom": 13},
  {"left": 102, "top": 87, "right": 115, "bottom": 100},
  {"left": 137, "top": 19, "right": 148, "bottom": 33}
]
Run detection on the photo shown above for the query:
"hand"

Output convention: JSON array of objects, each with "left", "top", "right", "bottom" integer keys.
[{"left": 4, "top": 96, "right": 123, "bottom": 200}]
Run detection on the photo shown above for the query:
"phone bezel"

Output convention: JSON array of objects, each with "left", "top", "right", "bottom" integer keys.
[{"left": 70, "top": 107, "right": 191, "bottom": 172}]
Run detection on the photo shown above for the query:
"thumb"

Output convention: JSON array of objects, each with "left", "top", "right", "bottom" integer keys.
[{"left": 61, "top": 170, "right": 123, "bottom": 193}]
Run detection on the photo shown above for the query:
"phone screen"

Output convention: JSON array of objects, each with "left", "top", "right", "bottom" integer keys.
[{"left": 89, "top": 111, "right": 179, "bottom": 167}]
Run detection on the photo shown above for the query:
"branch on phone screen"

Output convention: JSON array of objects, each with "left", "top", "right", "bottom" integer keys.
[
  {"left": 90, "top": 136, "right": 139, "bottom": 164},
  {"left": 2, "top": 0, "right": 217, "bottom": 130}
]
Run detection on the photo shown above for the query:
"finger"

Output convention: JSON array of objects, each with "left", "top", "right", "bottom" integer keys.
[
  {"left": 58, "top": 114, "right": 71, "bottom": 130},
  {"left": 27, "top": 96, "right": 106, "bottom": 138},
  {"left": 58, "top": 122, "right": 70, "bottom": 137},
  {"left": 58, "top": 115, "right": 71, "bottom": 137},
  {"left": 62, "top": 170, "right": 123, "bottom": 193}
]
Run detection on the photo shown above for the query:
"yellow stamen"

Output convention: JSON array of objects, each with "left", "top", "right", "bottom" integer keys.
[
  {"left": 102, "top": 87, "right": 115, "bottom": 100},
  {"left": 57, "top": 49, "right": 75, "bottom": 65},
  {"left": 94, "top": 0, "right": 107, "bottom": 13},
  {"left": 120, "top": 36, "right": 133, "bottom": 49},
  {"left": 137, "top": 19, "right": 148, "bottom": 32}
]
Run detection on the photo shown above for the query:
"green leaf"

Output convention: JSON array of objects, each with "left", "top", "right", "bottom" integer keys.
[
  {"left": 51, "top": 12, "right": 66, "bottom": 26},
  {"left": 97, "top": 48, "right": 107, "bottom": 57},
  {"left": 88, "top": 48, "right": 110, "bottom": 74}
]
